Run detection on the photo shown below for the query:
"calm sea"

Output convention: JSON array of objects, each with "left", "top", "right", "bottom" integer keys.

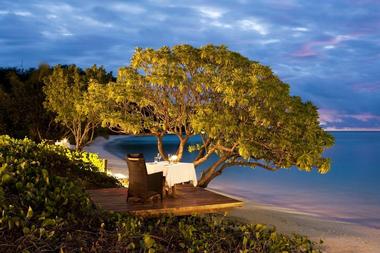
[{"left": 104, "top": 132, "right": 380, "bottom": 229}]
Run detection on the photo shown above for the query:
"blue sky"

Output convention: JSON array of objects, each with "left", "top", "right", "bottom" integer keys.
[{"left": 1, "top": 0, "right": 379, "bottom": 129}]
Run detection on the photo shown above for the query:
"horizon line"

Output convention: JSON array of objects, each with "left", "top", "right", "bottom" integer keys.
[{"left": 324, "top": 128, "right": 380, "bottom": 132}]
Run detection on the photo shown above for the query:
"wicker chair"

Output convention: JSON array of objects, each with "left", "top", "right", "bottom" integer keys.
[{"left": 126, "top": 153, "right": 163, "bottom": 202}]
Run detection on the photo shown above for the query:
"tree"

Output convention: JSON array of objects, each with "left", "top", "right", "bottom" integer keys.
[
  {"left": 94, "top": 44, "right": 334, "bottom": 187},
  {"left": 93, "top": 45, "right": 212, "bottom": 160},
  {"left": 0, "top": 66, "right": 65, "bottom": 141},
  {"left": 43, "top": 65, "right": 112, "bottom": 150}
]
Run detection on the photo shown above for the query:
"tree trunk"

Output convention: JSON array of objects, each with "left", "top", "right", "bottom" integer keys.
[
  {"left": 75, "top": 136, "right": 82, "bottom": 150},
  {"left": 156, "top": 135, "right": 168, "bottom": 160},
  {"left": 74, "top": 131, "right": 83, "bottom": 151},
  {"left": 197, "top": 156, "right": 228, "bottom": 188},
  {"left": 176, "top": 136, "right": 189, "bottom": 161}
]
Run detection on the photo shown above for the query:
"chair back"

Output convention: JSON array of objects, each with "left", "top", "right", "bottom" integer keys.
[{"left": 126, "top": 153, "right": 148, "bottom": 199}]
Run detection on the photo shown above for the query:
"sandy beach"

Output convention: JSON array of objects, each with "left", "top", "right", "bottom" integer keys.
[
  {"left": 227, "top": 201, "right": 380, "bottom": 253},
  {"left": 86, "top": 136, "right": 380, "bottom": 253},
  {"left": 84, "top": 135, "right": 130, "bottom": 178}
]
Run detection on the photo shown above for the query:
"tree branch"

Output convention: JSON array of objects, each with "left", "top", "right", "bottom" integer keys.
[
  {"left": 193, "top": 146, "right": 216, "bottom": 167},
  {"left": 224, "top": 160, "right": 280, "bottom": 172},
  {"left": 194, "top": 139, "right": 211, "bottom": 161},
  {"left": 215, "top": 143, "right": 238, "bottom": 153}
]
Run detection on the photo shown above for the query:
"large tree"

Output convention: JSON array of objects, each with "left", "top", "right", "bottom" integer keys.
[
  {"left": 43, "top": 65, "right": 113, "bottom": 150},
  {"left": 92, "top": 45, "right": 212, "bottom": 160},
  {"left": 94, "top": 44, "right": 334, "bottom": 187}
]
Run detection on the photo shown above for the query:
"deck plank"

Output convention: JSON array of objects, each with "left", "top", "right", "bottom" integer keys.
[{"left": 87, "top": 184, "right": 243, "bottom": 216}]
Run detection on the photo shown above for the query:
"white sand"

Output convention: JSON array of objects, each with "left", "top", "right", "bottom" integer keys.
[
  {"left": 229, "top": 202, "right": 380, "bottom": 253},
  {"left": 84, "top": 135, "right": 129, "bottom": 178},
  {"left": 86, "top": 136, "right": 380, "bottom": 253}
]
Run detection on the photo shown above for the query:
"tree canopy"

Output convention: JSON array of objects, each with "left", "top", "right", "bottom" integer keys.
[
  {"left": 92, "top": 44, "right": 334, "bottom": 187},
  {"left": 43, "top": 64, "right": 113, "bottom": 150},
  {"left": 92, "top": 45, "right": 215, "bottom": 160}
]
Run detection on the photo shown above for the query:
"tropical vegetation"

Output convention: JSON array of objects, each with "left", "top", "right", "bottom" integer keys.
[
  {"left": 0, "top": 44, "right": 333, "bottom": 251},
  {"left": 43, "top": 64, "right": 113, "bottom": 150},
  {"left": 0, "top": 45, "right": 334, "bottom": 187},
  {"left": 0, "top": 135, "right": 322, "bottom": 252},
  {"left": 89, "top": 44, "right": 334, "bottom": 187}
]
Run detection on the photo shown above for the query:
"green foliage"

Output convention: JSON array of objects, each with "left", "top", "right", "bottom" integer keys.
[
  {"left": 0, "top": 135, "right": 321, "bottom": 252},
  {"left": 47, "top": 143, "right": 106, "bottom": 172},
  {"left": 0, "top": 135, "right": 119, "bottom": 189},
  {"left": 95, "top": 215, "right": 321, "bottom": 253},
  {"left": 91, "top": 45, "right": 232, "bottom": 160},
  {"left": 90, "top": 44, "right": 334, "bottom": 187},
  {"left": 0, "top": 135, "right": 120, "bottom": 251},
  {"left": 43, "top": 64, "right": 112, "bottom": 150}
]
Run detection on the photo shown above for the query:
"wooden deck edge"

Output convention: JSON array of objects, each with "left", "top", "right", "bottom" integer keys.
[{"left": 128, "top": 201, "right": 244, "bottom": 216}]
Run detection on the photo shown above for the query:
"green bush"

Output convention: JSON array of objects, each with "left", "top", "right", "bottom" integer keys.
[
  {"left": 43, "top": 141, "right": 107, "bottom": 172},
  {"left": 0, "top": 135, "right": 321, "bottom": 252},
  {"left": 0, "top": 135, "right": 119, "bottom": 251},
  {"left": 0, "top": 136, "right": 118, "bottom": 188}
]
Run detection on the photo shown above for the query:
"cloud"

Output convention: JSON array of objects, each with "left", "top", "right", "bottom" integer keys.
[
  {"left": 292, "top": 27, "right": 309, "bottom": 32},
  {"left": 324, "top": 127, "right": 380, "bottom": 131},
  {"left": 352, "top": 82, "right": 380, "bottom": 92},
  {"left": 195, "top": 6, "right": 225, "bottom": 19},
  {"left": 14, "top": 11, "right": 32, "bottom": 17},
  {"left": 350, "top": 113, "right": 380, "bottom": 122},
  {"left": 319, "top": 109, "right": 380, "bottom": 128},
  {"left": 0, "top": 10, "right": 32, "bottom": 16},
  {"left": 108, "top": 3, "right": 146, "bottom": 15},
  {"left": 207, "top": 20, "right": 232, "bottom": 29},
  {"left": 318, "top": 109, "right": 344, "bottom": 125},
  {"left": 34, "top": 2, "right": 74, "bottom": 13},
  {"left": 292, "top": 34, "right": 358, "bottom": 57},
  {"left": 41, "top": 27, "right": 74, "bottom": 39},
  {"left": 237, "top": 18, "right": 269, "bottom": 35},
  {"left": 75, "top": 16, "right": 113, "bottom": 28}
]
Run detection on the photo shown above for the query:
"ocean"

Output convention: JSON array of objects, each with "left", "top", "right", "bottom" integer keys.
[{"left": 104, "top": 131, "right": 380, "bottom": 229}]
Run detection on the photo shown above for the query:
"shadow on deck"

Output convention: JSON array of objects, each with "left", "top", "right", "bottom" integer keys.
[{"left": 87, "top": 184, "right": 243, "bottom": 216}]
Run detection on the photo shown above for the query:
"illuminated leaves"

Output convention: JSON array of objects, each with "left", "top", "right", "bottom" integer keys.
[
  {"left": 92, "top": 44, "right": 334, "bottom": 177},
  {"left": 43, "top": 65, "right": 112, "bottom": 150}
]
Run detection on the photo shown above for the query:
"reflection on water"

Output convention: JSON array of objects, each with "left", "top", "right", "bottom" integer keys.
[{"left": 104, "top": 132, "right": 380, "bottom": 229}]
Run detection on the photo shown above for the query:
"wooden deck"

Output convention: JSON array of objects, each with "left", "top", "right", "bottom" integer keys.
[{"left": 87, "top": 184, "right": 243, "bottom": 216}]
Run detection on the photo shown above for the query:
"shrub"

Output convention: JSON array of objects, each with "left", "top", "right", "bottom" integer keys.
[{"left": 0, "top": 135, "right": 119, "bottom": 251}]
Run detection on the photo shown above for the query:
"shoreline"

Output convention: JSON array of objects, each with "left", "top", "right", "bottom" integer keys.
[
  {"left": 207, "top": 188, "right": 380, "bottom": 253},
  {"left": 207, "top": 188, "right": 380, "bottom": 252},
  {"left": 84, "top": 135, "right": 130, "bottom": 178},
  {"left": 86, "top": 135, "right": 380, "bottom": 253},
  {"left": 228, "top": 201, "right": 380, "bottom": 253}
]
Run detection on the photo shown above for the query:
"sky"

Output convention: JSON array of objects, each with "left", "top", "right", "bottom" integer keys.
[{"left": 0, "top": 0, "right": 379, "bottom": 130}]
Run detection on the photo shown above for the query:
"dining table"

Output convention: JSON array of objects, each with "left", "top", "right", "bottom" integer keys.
[{"left": 146, "top": 161, "right": 198, "bottom": 191}]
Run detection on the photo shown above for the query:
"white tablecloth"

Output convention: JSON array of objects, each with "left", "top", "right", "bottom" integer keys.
[{"left": 146, "top": 161, "right": 197, "bottom": 187}]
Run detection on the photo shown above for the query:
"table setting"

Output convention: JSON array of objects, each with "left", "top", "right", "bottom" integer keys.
[{"left": 146, "top": 153, "right": 198, "bottom": 190}]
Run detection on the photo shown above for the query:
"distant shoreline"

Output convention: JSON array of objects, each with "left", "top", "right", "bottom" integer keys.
[{"left": 325, "top": 129, "right": 380, "bottom": 132}]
